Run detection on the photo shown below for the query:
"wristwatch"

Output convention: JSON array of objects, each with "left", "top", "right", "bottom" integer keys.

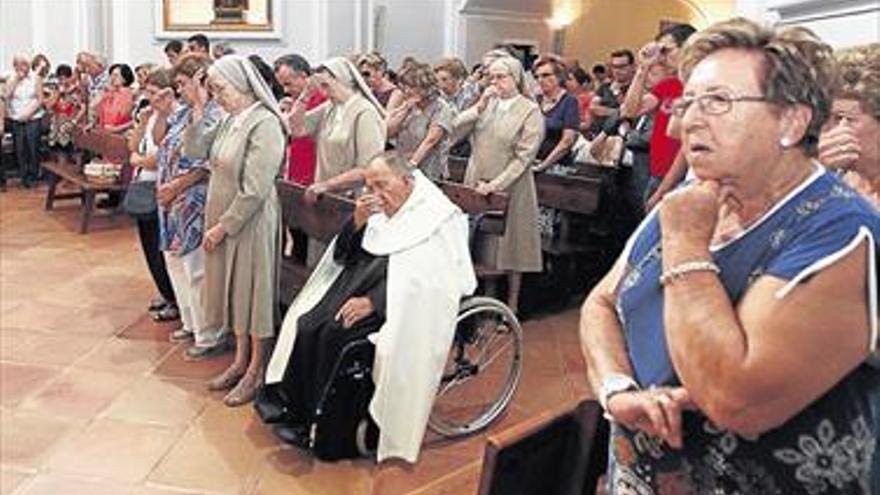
[{"left": 599, "top": 373, "right": 639, "bottom": 412}]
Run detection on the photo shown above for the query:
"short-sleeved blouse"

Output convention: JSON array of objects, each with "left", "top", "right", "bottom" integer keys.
[{"left": 609, "top": 168, "right": 880, "bottom": 494}]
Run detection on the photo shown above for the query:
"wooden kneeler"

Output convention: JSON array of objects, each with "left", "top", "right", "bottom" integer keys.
[{"left": 476, "top": 399, "right": 610, "bottom": 495}]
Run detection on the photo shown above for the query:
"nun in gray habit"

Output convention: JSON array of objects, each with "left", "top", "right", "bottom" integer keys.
[{"left": 184, "top": 54, "right": 288, "bottom": 407}]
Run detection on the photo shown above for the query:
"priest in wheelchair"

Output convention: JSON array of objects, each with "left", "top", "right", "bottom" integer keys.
[{"left": 257, "top": 151, "right": 478, "bottom": 464}]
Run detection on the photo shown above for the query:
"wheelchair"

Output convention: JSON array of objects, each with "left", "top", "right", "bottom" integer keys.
[{"left": 309, "top": 295, "right": 524, "bottom": 459}]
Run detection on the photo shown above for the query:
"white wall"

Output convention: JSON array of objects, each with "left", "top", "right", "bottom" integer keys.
[
  {"left": 0, "top": 0, "right": 35, "bottom": 70},
  {"left": 737, "top": 0, "right": 880, "bottom": 48},
  {"left": 372, "top": 0, "right": 448, "bottom": 67},
  {"left": 459, "top": 13, "right": 551, "bottom": 66},
  {"left": 0, "top": 0, "right": 327, "bottom": 73}
]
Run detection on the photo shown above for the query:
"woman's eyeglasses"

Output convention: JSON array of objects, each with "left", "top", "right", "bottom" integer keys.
[{"left": 671, "top": 92, "right": 770, "bottom": 118}]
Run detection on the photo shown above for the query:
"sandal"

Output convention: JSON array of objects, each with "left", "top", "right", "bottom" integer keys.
[
  {"left": 223, "top": 373, "right": 261, "bottom": 407},
  {"left": 208, "top": 366, "right": 245, "bottom": 391},
  {"left": 152, "top": 304, "right": 180, "bottom": 322}
]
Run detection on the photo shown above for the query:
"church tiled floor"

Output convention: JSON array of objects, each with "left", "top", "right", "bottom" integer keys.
[{"left": 0, "top": 185, "right": 591, "bottom": 495}]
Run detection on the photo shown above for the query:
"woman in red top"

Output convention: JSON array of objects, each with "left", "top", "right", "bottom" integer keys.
[
  {"left": 47, "top": 64, "right": 83, "bottom": 153},
  {"left": 95, "top": 63, "right": 135, "bottom": 134},
  {"left": 620, "top": 24, "right": 697, "bottom": 208},
  {"left": 565, "top": 66, "right": 594, "bottom": 134}
]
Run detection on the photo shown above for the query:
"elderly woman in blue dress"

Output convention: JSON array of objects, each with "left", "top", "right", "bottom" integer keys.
[{"left": 580, "top": 18, "right": 879, "bottom": 494}]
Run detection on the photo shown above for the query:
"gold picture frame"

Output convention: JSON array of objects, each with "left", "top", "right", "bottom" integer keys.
[{"left": 157, "top": 0, "right": 280, "bottom": 38}]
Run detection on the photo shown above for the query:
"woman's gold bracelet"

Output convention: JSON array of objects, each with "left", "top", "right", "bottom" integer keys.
[{"left": 659, "top": 260, "right": 720, "bottom": 286}]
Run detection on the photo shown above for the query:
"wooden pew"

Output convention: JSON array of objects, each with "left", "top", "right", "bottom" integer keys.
[
  {"left": 43, "top": 130, "right": 132, "bottom": 233},
  {"left": 277, "top": 182, "right": 354, "bottom": 306},
  {"left": 476, "top": 399, "right": 610, "bottom": 495},
  {"left": 448, "top": 154, "right": 469, "bottom": 183},
  {"left": 276, "top": 180, "right": 510, "bottom": 307},
  {"left": 535, "top": 172, "right": 602, "bottom": 256}
]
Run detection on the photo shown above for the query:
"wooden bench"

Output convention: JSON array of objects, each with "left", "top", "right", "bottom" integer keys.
[
  {"left": 476, "top": 399, "right": 609, "bottom": 495},
  {"left": 276, "top": 180, "right": 510, "bottom": 307},
  {"left": 535, "top": 172, "right": 602, "bottom": 256},
  {"left": 43, "top": 130, "right": 131, "bottom": 233},
  {"left": 447, "top": 155, "right": 604, "bottom": 255},
  {"left": 277, "top": 182, "right": 354, "bottom": 306}
]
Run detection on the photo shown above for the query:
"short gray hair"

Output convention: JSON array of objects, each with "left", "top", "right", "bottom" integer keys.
[
  {"left": 680, "top": 17, "right": 835, "bottom": 155},
  {"left": 368, "top": 151, "right": 414, "bottom": 178}
]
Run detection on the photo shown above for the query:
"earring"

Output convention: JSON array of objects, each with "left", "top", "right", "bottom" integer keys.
[{"left": 780, "top": 137, "right": 792, "bottom": 148}]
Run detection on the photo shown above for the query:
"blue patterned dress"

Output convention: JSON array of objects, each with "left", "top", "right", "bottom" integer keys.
[
  {"left": 610, "top": 167, "right": 880, "bottom": 494},
  {"left": 157, "top": 101, "right": 223, "bottom": 256}
]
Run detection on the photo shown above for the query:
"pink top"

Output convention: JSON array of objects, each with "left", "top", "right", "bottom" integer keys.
[{"left": 97, "top": 87, "right": 134, "bottom": 130}]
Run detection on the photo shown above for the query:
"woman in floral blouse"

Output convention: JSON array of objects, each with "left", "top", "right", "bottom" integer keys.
[
  {"left": 581, "top": 19, "right": 879, "bottom": 494},
  {"left": 153, "top": 56, "right": 228, "bottom": 360}
]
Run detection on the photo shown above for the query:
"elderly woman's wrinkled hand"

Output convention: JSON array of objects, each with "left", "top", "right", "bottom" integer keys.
[
  {"left": 475, "top": 181, "right": 494, "bottom": 196},
  {"left": 818, "top": 124, "right": 862, "bottom": 170},
  {"left": 156, "top": 181, "right": 179, "bottom": 208},
  {"left": 202, "top": 224, "right": 226, "bottom": 252},
  {"left": 304, "top": 182, "right": 328, "bottom": 206},
  {"left": 659, "top": 180, "right": 721, "bottom": 249},
  {"left": 607, "top": 387, "right": 695, "bottom": 449}
]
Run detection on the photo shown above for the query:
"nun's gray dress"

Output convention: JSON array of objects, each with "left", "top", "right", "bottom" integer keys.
[{"left": 186, "top": 104, "right": 285, "bottom": 337}]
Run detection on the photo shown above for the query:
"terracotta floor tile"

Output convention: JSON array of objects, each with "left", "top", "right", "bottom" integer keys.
[
  {"left": 409, "top": 462, "right": 482, "bottom": 495},
  {"left": 251, "top": 448, "right": 373, "bottom": 495},
  {"left": 0, "top": 468, "right": 33, "bottom": 495},
  {"left": 47, "top": 305, "right": 145, "bottom": 336},
  {"left": 128, "top": 485, "right": 214, "bottom": 495},
  {"left": 195, "top": 403, "right": 280, "bottom": 452},
  {"left": 148, "top": 427, "right": 263, "bottom": 495},
  {"left": 369, "top": 451, "right": 473, "bottom": 495},
  {"left": 19, "top": 368, "right": 135, "bottom": 419},
  {"left": 0, "top": 188, "right": 589, "bottom": 494},
  {"left": 0, "top": 409, "right": 78, "bottom": 470},
  {"left": 73, "top": 337, "right": 177, "bottom": 375},
  {"left": 12, "top": 472, "right": 132, "bottom": 495},
  {"left": 0, "top": 362, "right": 60, "bottom": 406},
  {"left": 46, "top": 419, "right": 181, "bottom": 483},
  {"left": 101, "top": 376, "right": 210, "bottom": 428},
  {"left": 0, "top": 328, "right": 105, "bottom": 368},
  {"left": 152, "top": 346, "right": 234, "bottom": 382},
  {"left": 119, "top": 313, "right": 182, "bottom": 342},
  {"left": 0, "top": 301, "right": 80, "bottom": 332}
]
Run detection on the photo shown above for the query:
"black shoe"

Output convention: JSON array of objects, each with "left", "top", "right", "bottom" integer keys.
[
  {"left": 152, "top": 304, "right": 180, "bottom": 322},
  {"left": 273, "top": 424, "right": 311, "bottom": 449},
  {"left": 148, "top": 297, "right": 168, "bottom": 312}
]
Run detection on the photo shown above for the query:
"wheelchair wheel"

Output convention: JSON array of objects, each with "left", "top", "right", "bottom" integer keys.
[{"left": 428, "top": 296, "right": 523, "bottom": 438}]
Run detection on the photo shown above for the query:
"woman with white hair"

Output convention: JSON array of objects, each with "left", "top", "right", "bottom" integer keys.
[
  {"left": 453, "top": 56, "right": 544, "bottom": 313},
  {"left": 184, "top": 54, "right": 287, "bottom": 406},
  {"left": 4, "top": 55, "right": 46, "bottom": 188}
]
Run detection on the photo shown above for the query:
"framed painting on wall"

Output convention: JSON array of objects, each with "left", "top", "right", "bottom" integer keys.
[{"left": 156, "top": 0, "right": 282, "bottom": 39}]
